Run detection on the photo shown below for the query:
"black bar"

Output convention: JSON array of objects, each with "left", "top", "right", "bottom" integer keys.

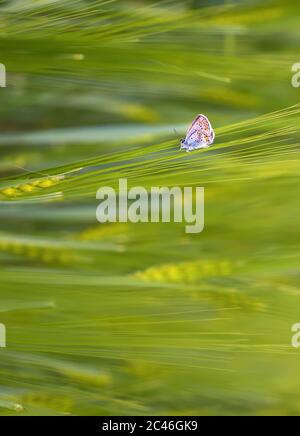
[{"left": 4, "top": 416, "right": 204, "bottom": 432}]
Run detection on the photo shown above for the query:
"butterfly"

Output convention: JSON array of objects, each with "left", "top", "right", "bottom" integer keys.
[{"left": 180, "top": 114, "right": 215, "bottom": 152}]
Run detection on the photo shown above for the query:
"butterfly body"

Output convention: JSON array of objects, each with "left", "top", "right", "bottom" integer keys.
[{"left": 181, "top": 114, "right": 215, "bottom": 152}]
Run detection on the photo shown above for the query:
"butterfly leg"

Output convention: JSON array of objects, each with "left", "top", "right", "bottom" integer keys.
[{"left": 180, "top": 140, "right": 188, "bottom": 151}]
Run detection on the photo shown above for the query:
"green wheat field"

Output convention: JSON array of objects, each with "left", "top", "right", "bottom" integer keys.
[{"left": 0, "top": 0, "right": 299, "bottom": 416}]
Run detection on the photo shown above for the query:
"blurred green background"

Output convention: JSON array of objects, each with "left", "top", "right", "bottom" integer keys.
[{"left": 0, "top": 0, "right": 299, "bottom": 416}]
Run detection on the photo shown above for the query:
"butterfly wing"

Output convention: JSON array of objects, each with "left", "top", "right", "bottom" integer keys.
[
  {"left": 182, "top": 114, "right": 215, "bottom": 151},
  {"left": 192, "top": 114, "right": 215, "bottom": 145}
]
